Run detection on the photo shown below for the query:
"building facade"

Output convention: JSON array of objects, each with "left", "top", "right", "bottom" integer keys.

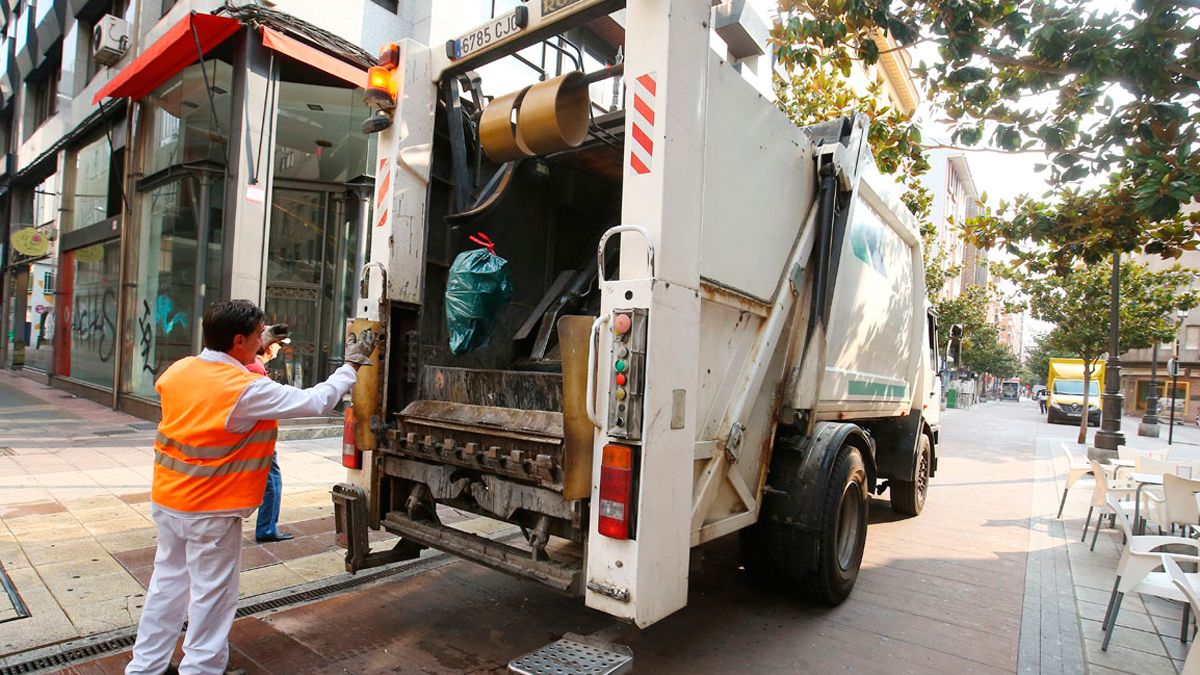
[
  {"left": 1119, "top": 204, "right": 1200, "bottom": 424},
  {"left": 0, "top": 0, "right": 431, "bottom": 418}
]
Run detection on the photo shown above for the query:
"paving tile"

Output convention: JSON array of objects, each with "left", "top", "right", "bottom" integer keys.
[
  {"left": 0, "top": 566, "right": 79, "bottom": 654},
  {"left": 80, "top": 514, "right": 153, "bottom": 537},
  {"left": 1084, "top": 638, "right": 1178, "bottom": 674},
  {"left": 112, "top": 545, "right": 158, "bottom": 571},
  {"left": 285, "top": 516, "right": 334, "bottom": 537},
  {"left": 257, "top": 535, "right": 335, "bottom": 563},
  {"left": 116, "top": 491, "right": 151, "bottom": 505},
  {"left": 63, "top": 595, "right": 144, "bottom": 635},
  {"left": 281, "top": 550, "right": 347, "bottom": 582},
  {"left": 95, "top": 527, "right": 158, "bottom": 554},
  {"left": 240, "top": 545, "right": 279, "bottom": 571},
  {"left": 0, "top": 499, "right": 67, "bottom": 519},
  {"left": 1079, "top": 597, "right": 1159, "bottom": 634},
  {"left": 21, "top": 538, "right": 112, "bottom": 566},
  {"left": 1080, "top": 618, "right": 1173, "bottom": 658},
  {"left": 237, "top": 564, "right": 305, "bottom": 599}
]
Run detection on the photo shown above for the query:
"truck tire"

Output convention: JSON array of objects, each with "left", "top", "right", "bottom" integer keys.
[
  {"left": 804, "top": 444, "right": 869, "bottom": 604},
  {"left": 739, "top": 433, "right": 869, "bottom": 605},
  {"left": 890, "top": 434, "right": 930, "bottom": 517}
]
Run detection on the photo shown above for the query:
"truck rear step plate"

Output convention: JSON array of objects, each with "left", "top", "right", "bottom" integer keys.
[
  {"left": 508, "top": 634, "right": 633, "bottom": 675},
  {"left": 381, "top": 511, "right": 583, "bottom": 595}
]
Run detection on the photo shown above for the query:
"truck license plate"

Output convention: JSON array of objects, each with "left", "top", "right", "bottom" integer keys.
[{"left": 448, "top": 7, "right": 529, "bottom": 61}]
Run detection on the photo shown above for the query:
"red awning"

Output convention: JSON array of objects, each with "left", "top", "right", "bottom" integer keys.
[
  {"left": 92, "top": 13, "right": 241, "bottom": 104},
  {"left": 260, "top": 27, "right": 368, "bottom": 89}
]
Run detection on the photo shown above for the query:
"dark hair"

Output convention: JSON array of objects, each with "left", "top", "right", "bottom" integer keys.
[{"left": 202, "top": 300, "right": 264, "bottom": 352}]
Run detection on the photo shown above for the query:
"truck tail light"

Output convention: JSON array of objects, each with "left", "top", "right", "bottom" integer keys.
[
  {"left": 342, "top": 404, "right": 361, "bottom": 470},
  {"left": 598, "top": 444, "right": 634, "bottom": 539}
]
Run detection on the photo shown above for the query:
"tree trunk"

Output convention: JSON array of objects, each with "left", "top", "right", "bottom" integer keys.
[{"left": 1078, "top": 362, "right": 1091, "bottom": 445}]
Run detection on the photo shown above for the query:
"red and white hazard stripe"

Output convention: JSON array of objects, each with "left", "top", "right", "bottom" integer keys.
[
  {"left": 628, "top": 72, "right": 657, "bottom": 175},
  {"left": 374, "top": 157, "right": 390, "bottom": 229}
]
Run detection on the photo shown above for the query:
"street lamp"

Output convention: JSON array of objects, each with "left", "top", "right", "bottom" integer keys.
[
  {"left": 1095, "top": 253, "right": 1125, "bottom": 454},
  {"left": 1169, "top": 307, "right": 1187, "bottom": 445},
  {"left": 1140, "top": 340, "right": 1161, "bottom": 438}
]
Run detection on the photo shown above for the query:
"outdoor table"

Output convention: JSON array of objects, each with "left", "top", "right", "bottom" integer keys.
[
  {"left": 1106, "top": 458, "right": 1136, "bottom": 478},
  {"left": 1131, "top": 472, "right": 1165, "bottom": 535}
]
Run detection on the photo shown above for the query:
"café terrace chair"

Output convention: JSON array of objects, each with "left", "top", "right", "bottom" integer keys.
[
  {"left": 1101, "top": 497, "right": 1199, "bottom": 651},
  {"left": 1084, "top": 459, "right": 1139, "bottom": 551},
  {"left": 1057, "top": 443, "right": 1099, "bottom": 519},
  {"left": 1162, "top": 556, "right": 1200, "bottom": 673}
]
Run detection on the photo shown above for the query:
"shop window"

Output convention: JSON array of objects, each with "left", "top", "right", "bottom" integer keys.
[
  {"left": 55, "top": 240, "right": 120, "bottom": 388},
  {"left": 125, "top": 177, "right": 223, "bottom": 400},
  {"left": 142, "top": 60, "right": 234, "bottom": 176},
  {"left": 66, "top": 133, "right": 117, "bottom": 232},
  {"left": 22, "top": 260, "right": 57, "bottom": 372},
  {"left": 369, "top": 0, "right": 398, "bottom": 12},
  {"left": 1186, "top": 325, "right": 1200, "bottom": 351},
  {"left": 273, "top": 79, "right": 374, "bottom": 183},
  {"left": 27, "top": 60, "right": 61, "bottom": 133}
]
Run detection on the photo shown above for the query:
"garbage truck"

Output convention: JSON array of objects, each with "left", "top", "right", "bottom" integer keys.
[{"left": 331, "top": 0, "right": 953, "bottom": 630}]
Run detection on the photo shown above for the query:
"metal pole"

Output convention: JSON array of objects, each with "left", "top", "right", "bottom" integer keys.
[
  {"left": 1170, "top": 337, "right": 1180, "bottom": 445},
  {"left": 1140, "top": 342, "right": 1161, "bottom": 437},
  {"left": 1095, "top": 252, "right": 1125, "bottom": 454}
]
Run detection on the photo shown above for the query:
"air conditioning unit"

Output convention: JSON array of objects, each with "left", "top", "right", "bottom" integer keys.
[{"left": 92, "top": 14, "right": 130, "bottom": 67}]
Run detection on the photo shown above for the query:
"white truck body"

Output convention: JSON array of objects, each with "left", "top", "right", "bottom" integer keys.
[{"left": 333, "top": 0, "right": 944, "bottom": 630}]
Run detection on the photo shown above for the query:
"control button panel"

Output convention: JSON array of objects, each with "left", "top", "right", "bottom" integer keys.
[{"left": 607, "top": 308, "right": 647, "bottom": 440}]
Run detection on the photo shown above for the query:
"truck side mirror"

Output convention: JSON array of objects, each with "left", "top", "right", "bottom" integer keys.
[{"left": 945, "top": 324, "right": 963, "bottom": 370}]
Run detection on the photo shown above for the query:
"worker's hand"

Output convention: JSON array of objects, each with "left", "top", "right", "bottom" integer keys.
[
  {"left": 345, "top": 329, "right": 379, "bottom": 369},
  {"left": 262, "top": 324, "right": 290, "bottom": 349}
]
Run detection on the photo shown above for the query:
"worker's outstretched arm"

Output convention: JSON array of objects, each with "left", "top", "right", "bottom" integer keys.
[{"left": 226, "top": 330, "right": 378, "bottom": 432}]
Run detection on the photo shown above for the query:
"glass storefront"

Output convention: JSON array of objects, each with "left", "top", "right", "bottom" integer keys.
[
  {"left": 125, "top": 60, "right": 232, "bottom": 401},
  {"left": 55, "top": 240, "right": 120, "bottom": 387},
  {"left": 19, "top": 174, "right": 61, "bottom": 372},
  {"left": 126, "top": 177, "right": 223, "bottom": 400},
  {"left": 263, "top": 72, "right": 372, "bottom": 388},
  {"left": 65, "top": 134, "right": 113, "bottom": 232}
]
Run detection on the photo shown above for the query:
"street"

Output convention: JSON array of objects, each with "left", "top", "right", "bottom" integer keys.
[{"left": 3, "top": 377, "right": 1192, "bottom": 673}]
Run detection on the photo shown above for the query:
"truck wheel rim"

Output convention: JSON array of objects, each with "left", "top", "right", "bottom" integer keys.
[
  {"left": 918, "top": 451, "right": 929, "bottom": 503},
  {"left": 836, "top": 484, "right": 863, "bottom": 570}
]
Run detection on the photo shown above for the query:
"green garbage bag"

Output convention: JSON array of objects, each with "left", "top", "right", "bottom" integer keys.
[{"left": 445, "top": 233, "right": 513, "bottom": 356}]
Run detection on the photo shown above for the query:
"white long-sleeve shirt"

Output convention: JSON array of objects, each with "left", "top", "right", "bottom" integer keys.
[
  {"left": 196, "top": 349, "right": 357, "bottom": 432},
  {"left": 155, "top": 350, "right": 357, "bottom": 519}
]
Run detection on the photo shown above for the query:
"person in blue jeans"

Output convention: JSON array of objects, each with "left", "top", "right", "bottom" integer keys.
[{"left": 247, "top": 325, "right": 293, "bottom": 544}]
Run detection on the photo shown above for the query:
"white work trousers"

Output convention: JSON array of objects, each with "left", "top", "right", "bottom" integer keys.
[{"left": 125, "top": 506, "right": 243, "bottom": 675}]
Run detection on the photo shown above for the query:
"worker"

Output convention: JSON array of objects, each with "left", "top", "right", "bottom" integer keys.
[
  {"left": 245, "top": 324, "right": 292, "bottom": 544},
  {"left": 125, "top": 300, "right": 378, "bottom": 675}
]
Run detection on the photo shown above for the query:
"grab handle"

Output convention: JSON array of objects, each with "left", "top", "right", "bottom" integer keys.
[
  {"left": 585, "top": 314, "right": 610, "bottom": 428},
  {"left": 597, "top": 224, "right": 655, "bottom": 282}
]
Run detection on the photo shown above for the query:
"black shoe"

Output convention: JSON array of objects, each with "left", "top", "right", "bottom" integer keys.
[
  {"left": 162, "top": 664, "right": 180, "bottom": 675},
  {"left": 255, "top": 532, "right": 294, "bottom": 543}
]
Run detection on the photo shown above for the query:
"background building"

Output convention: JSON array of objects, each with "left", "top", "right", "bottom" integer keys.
[
  {"left": 1120, "top": 201, "right": 1200, "bottom": 423},
  {"left": 0, "top": 0, "right": 431, "bottom": 418}
]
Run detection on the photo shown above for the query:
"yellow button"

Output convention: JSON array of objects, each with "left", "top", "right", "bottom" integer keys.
[{"left": 615, "top": 387, "right": 627, "bottom": 401}]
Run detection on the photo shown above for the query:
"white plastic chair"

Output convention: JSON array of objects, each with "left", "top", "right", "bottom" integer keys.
[
  {"left": 1057, "top": 443, "right": 1098, "bottom": 519},
  {"left": 1162, "top": 556, "right": 1200, "bottom": 673},
  {"left": 1145, "top": 474, "right": 1200, "bottom": 537},
  {"left": 1084, "top": 459, "right": 1139, "bottom": 551},
  {"left": 1101, "top": 497, "right": 1200, "bottom": 650}
]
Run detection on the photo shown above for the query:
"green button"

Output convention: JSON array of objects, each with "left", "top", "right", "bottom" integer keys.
[{"left": 615, "top": 360, "right": 627, "bottom": 373}]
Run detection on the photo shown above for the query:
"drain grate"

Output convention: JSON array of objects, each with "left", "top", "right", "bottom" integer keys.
[{"left": 0, "top": 531, "right": 522, "bottom": 674}]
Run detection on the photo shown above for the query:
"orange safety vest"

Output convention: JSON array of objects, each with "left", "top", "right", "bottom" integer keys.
[{"left": 152, "top": 356, "right": 279, "bottom": 513}]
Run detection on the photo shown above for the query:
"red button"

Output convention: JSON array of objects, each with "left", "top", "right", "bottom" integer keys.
[
  {"left": 614, "top": 313, "right": 632, "bottom": 334},
  {"left": 616, "top": 373, "right": 626, "bottom": 386}
]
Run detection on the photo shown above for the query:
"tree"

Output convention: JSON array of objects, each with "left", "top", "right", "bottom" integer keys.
[
  {"left": 1022, "top": 261, "right": 1199, "bottom": 443},
  {"left": 771, "top": 1, "right": 1200, "bottom": 266},
  {"left": 1025, "top": 334, "right": 1073, "bottom": 386}
]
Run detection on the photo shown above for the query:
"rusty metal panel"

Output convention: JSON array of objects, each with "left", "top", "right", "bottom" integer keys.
[
  {"left": 557, "top": 315, "right": 595, "bottom": 500},
  {"left": 419, "top": 365, "right": 564, "bottom": 412},
  {"left": 393, "top": 400, "right": 566, "bottom": 491}
]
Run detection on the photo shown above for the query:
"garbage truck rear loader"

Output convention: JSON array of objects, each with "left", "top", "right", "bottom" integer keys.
[{"left": 332, "top": 0, "right": 947, "bottom": 629}]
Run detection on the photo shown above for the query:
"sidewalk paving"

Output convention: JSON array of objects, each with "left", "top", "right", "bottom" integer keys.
[{"left": 0, "top": 369, "right": 493, "bottom": 660}]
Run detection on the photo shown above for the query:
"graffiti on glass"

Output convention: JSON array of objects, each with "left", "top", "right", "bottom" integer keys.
[{"left": 72, "top": 288, "right": 116, "bottom": 362}]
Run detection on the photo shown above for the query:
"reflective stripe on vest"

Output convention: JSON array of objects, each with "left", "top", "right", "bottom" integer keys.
[
  {"left": 155, "top": 449, "right": 274, "bottom": 476},
  {"left": 151, "top": 356, "right": 279, "bottom": 513},
  {"left": 155, "top": 428, "right": 278, "bottom": 460}
]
